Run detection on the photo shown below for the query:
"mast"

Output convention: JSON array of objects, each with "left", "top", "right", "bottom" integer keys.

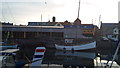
[
  {"left": 76, "top": 0, "right": 81, "bottom": 44},
  {"left": 41, "top": 14, "right": 42, "bottom": 22},
  {"left": 77, "top": 0, "right": 80, "bottom": 18},
  {"left": 99, "top": 15, "right": 101, "bottom": 29}
]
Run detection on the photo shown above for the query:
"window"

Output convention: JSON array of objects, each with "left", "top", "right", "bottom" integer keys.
[{"left": 56, "top": 24, "right": 61, "bottom": 26}]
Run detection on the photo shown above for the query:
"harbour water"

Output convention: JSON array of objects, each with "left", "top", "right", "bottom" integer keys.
[
  {"left": 17, "top": 46, "right": 120, "bottom": 68},
  {"left": 41, "top": 49, "right": 120, "bottom": 68},
  {"left": 2, "top": 39, "right": 119, "bottom": 68}
]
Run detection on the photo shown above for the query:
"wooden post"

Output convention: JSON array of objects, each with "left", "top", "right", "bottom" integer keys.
[
  {"left": 50, "top": 32, "right": 52, "bottom": 38},
  {"left": 24, "top": 32, "right": 26, "bottom": 38}
]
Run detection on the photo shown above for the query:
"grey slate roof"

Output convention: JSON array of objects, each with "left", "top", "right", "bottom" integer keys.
[{"left": 100, "top": 23, "right": 118, "bottom": 35}]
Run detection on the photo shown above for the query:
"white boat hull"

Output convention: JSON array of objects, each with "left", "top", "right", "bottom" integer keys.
[
  {"left": 55, "top": 41, "right": 96, "bottom": 51},
  {"left": 0, "top": 44, "right": 18, "bottom": 51}
]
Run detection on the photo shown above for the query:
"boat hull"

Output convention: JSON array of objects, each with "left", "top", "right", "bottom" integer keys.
[
  {"left": 0, "top": 45, "right": 18, "bottom": 51},
  {"left": 55, "top": 41, "right": 96, "bottom": 51}
]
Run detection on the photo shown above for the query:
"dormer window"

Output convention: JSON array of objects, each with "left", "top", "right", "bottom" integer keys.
[{"left": 56, "top": 24, "right": 61, "bottom": 26}]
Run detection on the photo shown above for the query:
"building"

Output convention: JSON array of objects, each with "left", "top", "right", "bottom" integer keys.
[
  {"left": 28, "top": 22, "right": 50, "bottom": 26},
  {"left": 118, "top": 1, "right": 120, "bottom": 40},
  {"left": 100, "top": 23, "right": 120, "bottom": 41},
  {"left": 100, "top": 23, "right": 117, "bottom": 36},
  {"left": 1, "top": 22, "right": 13, "bottom": 26},
  {"left": 118, "top": 1, "right": 120, "bottom": 22},
  {"left": 2, "top": 15, "right": 99, "bottom": 41},
  {"left": 73, "top": 18, "right": 98, "bottom": 37},
  {"left": 2, "top": 24, "right": 98, "bottom": 39},
  {"left": 50, "top": 20, "right": 72, "bottom": 26},
  {"left": 28, "top": 17, "right": 72, "bottom": 26},
  {"left": 113, "top": 22, "right": 120, "bottom": 41},
  {"left": 73, "top": 18, "right": 81, "bottom": 25},
  {"left": 27, "top": 17, "right": 98, "bottom": 38}
]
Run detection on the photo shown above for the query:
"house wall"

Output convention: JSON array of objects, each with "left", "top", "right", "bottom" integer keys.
[
  {"left": 100, "top": 23, "right": 117, "bottom": 36},
  {"left": 64, "top": 28, "right": 85, "bottom": 38},
  {"left": 2, "top": 25, "right": 98, "bottom": 39},
  {"left": 118, "top": 1, "right": 120, "bottom": 22}
]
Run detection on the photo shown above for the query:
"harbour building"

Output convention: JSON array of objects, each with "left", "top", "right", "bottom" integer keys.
[{"left": 2, "top": 17, "right": 99, "bottom": 40}]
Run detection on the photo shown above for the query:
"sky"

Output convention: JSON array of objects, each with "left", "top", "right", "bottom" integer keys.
[{"left": 0, "top": 0, "right": 120, "bottom": 26}]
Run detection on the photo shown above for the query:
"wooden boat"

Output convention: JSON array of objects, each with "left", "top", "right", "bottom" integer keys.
[{"left": 55, "top": 41, "right": 96, "bottom": 51}]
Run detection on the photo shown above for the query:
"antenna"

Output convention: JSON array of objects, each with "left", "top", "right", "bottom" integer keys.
[
  {"left": 77, "top": 0, "right": 80, "bottom": 18},
  {"left": 92, "top": 19, "right": 93, "bottom": 24},
  {"left": 95, "top": 18, "right": 96, "bottom": 25},
  {"left": 99, "top": 15, "right": 101, "bottom": 28},
  {"left": 41, "top": 14, "right": 42, "bottom": 22},
  {"left": 99, "top": 15, "right": 101, "bottom": 23}
]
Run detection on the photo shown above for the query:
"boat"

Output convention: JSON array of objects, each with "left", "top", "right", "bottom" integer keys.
[
  {"left": 30, "top": 47, "right": 46, "bottom": 68},
  {"left": 0, "top": 42, "right": 18, "bottom": 50},
  {"left": 0, "top": 48, "right": 20, "bottom": 68},
  {"left": 55, "top": 41, "right": 96, "bottom": 51},
  {"left": 55, "top": 0, "right": 97, "bottom": 51}
]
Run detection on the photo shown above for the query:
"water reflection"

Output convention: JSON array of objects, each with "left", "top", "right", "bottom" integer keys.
[
  {"left": 43, "top": 49, "right": 96, "bottom": 68},
  {"left": 16, "top": 44, "right": 120, "bottom": 68},
  {"left": 55, "top": 50, "right": 96, "bottom": 59}
]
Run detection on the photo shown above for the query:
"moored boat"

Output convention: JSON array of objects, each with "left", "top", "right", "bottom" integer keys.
[
  {"left": 55, "top": 41, "right": 96, "bottom": 51},
  {"left": 0, "top": 42, "right": 18, "bottom": 50}
]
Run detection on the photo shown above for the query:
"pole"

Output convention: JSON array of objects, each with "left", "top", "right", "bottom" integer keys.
[
  {"left": 77, "top": 0, "right": 80, "bottom": 18},
  {"left": 41, "top": 14, "right": 42, "bottom": 22},
  {"left": 109, "top": 41, "right": 120, "bottom": 68}
]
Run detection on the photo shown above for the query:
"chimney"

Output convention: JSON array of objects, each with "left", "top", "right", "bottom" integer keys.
[{"left": 52, "top": 16, "right": 56, "bottom": 22}]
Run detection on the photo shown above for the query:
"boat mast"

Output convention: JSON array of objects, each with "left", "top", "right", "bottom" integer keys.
[
  {"left": 77, "top": 0, "right": 80, "bottom": 18},
  {"left": 41, "top": 14, "right": 42, "bottom": 22},
  {"left": 76, "top": 0, "right": 81, "bottom": 44}
]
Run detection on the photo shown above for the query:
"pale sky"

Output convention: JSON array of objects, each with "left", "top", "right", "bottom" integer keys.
[{"left": 0, "top": 0, "right": 120, "bottom": 26}]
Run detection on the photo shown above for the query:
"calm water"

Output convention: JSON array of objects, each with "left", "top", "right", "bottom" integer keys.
[
  {"left": 40, "top": 48, "right": 120, "bottom": 68},
  {"left": 42, "top": 49, "right": 95, "bottom": 67},
  {"left": 16, "top": 41, "right": 120, "bottom": 68}
]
